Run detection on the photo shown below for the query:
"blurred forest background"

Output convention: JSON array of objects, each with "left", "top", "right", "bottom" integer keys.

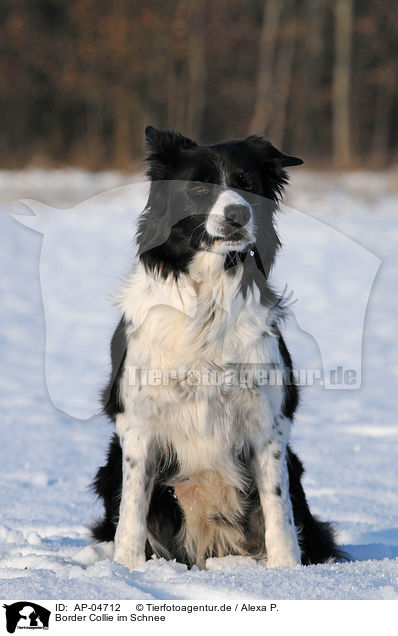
[{"left": 0, "top": 0, "right": 397, "bottom": 170}]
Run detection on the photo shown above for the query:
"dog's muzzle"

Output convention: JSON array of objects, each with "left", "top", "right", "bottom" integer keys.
[{"left": 206, "top": 189, "right": 254, "bottom": 247}]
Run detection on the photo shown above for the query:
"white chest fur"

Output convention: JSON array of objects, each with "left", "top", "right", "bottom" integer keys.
[{"left": 116, "top": 252, "right": 284, "bottom": 472}]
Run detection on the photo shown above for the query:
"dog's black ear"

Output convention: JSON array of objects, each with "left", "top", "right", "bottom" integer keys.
[
  {"left": 245, "top": 135, "right": 303, "bottom": 168},
  {"left": 244, "top": 135, "right": 303, "bottom": 201},
  {"left": 145, "top": 126, "right": 197, "bottom": 153},
  {"left": 145, "top": 126, "right": 197, "bottom": 180}
]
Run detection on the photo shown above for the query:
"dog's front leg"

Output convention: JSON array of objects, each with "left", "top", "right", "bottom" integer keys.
[
  {"left": 253, "top": 419, "right": 301, "bottom": 568},
  {"left": 113, "top": 414, "right": 152, "bottom": 571}
]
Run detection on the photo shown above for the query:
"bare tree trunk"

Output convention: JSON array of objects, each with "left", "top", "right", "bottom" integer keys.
[
  {"left": 113, "top": 86, "right": 131, "bottom": 169},
  {"left": 167, "top": 0, "right": 190, "bottom": 131},
  {"left": 332, "top": 0, "right": 353, "bottom": 167},
  {"left": 86, "top": 102, "right": 103, "bottom": 168},
  {"left": 306, "top": 0, "right": 326, "bottom": 159},
  {"left": 111, "top": 0, "right": 131, "bottom": 169},
  {"left": 249, "top": 0, "right": 284, "bottom": 135},
  {"left": 269, "top": 0, "right": 296, "bottom": 147},
  {"left": 370, "top": 74, "right": 395, "bottom": 167},
  {"left": 166, "top": 56, "right": 187, "bottom": 131},
  {"left": 166, "top": 58, "right": 178, "bottom": 129},
  {"left": 186, "top": 0, "right": 207, "bottom": 140}
]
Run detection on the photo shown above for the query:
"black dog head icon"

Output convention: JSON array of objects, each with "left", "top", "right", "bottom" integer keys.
[{"left": 3, "top": 602, "right": 50, "bottom": 633}]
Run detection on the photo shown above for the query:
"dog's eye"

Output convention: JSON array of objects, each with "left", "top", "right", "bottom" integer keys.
[{"left": 234, "top": 173, "right": 255, "bottom": 192}]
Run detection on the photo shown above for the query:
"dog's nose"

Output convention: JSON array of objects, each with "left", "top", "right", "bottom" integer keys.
[{"left": 224, "top": 204, "right": 251, "bottom": 227}]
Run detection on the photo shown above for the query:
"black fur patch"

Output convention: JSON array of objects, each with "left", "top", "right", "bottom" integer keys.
[
  {"left": 125, "top": 455, "right": 135, "bottom": 469},
  {"left": 90, "top": 433, "right": 123, "bottom": 542},
  {"left": 101, "top": 318, "right": 127, "bottom": 419},
  {"left": 277, "top": 333, "right": 300, "bottom": 420},
  {"left": 287, "top": 446, "right": 349, "bottom": 564},
  {"left": 274, "top": 484, "right": 282, "bottom": 497}
]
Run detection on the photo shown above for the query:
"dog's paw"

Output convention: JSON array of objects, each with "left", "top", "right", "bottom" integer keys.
[
  {"left": 266, "top": 553, "right": 301, "bottom": 568},
  {"left": 113, "top": 550, "right": 146, "bottom": 572}
]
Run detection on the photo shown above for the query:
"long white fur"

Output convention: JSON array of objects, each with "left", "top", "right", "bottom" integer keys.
[{"left": 112, "top": 193, "right": 301, "bottom": 570}]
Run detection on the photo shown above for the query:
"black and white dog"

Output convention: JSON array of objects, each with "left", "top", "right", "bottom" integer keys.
[{"left": 91, "top": 126, "right": 345, "bottom": 570}]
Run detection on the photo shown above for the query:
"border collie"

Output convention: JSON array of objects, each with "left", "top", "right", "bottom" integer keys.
[{"left": 91, "top": 126, "right": 346, "bottom": 570}]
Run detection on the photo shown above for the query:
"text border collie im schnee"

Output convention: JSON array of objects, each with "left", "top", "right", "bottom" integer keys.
[{"left": 91, "top": 126, "right": 347, "bottom": 570}]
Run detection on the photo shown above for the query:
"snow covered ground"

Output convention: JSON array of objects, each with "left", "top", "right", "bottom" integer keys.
[{"left": 0, "top": 168, "right": 397, "bottom": 600}]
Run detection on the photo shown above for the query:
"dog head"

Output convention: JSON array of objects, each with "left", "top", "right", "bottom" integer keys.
[{"left": 138, "top": 126, "right": 303, "bottom": 278}]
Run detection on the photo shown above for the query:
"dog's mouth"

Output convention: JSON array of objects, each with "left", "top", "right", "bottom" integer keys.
[
  {"left": 206, "top": 227, "right": 254, "bottom": 252},
  {"left": 214, "top": 234, "right": 247, "bottom": 243},
  {"left": 205, "top": 238, "right": 250, "bottom": 255}
]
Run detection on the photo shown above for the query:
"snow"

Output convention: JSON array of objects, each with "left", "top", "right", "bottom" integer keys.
[{"left": 0, "top": 168, "right": 397, "bottom": 600}]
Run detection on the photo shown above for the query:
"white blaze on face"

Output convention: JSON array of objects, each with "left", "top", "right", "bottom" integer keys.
[{"left": 206, "top": 188, "right": 253, "bottom": 238}]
